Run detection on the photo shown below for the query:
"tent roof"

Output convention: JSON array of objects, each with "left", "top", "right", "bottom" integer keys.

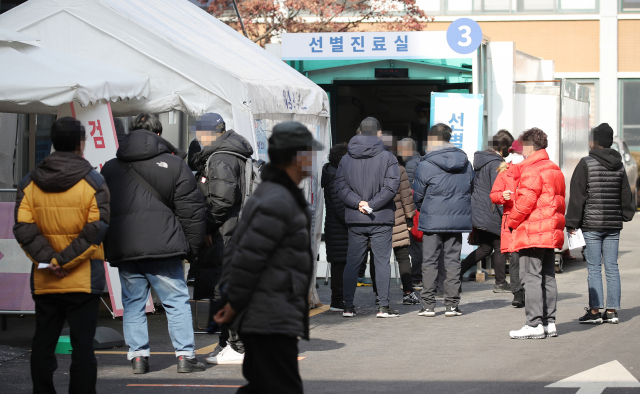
[
  {"left": 0, "top": 27, "right": 39, "bottom": 45},
  {"left": 0, "top": 41, "right": 150, "bottom": 114},
  {"left": 0, "top": 0, "right": 328, "bottom": 118}
]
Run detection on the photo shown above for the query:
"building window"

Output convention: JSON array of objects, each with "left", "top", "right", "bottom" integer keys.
[
  {"left": 622, "top": 0, "right": 640, "bottom": 12},
  {"left": 620, "top": 80, "right": 640, "bottom": 151}
]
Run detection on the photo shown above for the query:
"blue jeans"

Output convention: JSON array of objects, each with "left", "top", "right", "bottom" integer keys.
[
  {"left": 118, "top": 258, "right": 196, "bottom": 360},
  {"left": 583, "top": 230, "right": 621, "bottom": 310}
]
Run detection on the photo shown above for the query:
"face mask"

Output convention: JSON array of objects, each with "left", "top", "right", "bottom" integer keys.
[{"left": 418, "top": 118, "right": 428, "bottom": 125}]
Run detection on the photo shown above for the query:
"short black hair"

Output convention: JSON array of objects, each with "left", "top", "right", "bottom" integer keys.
[
  {"left": 51, "top": 117, "right": 85, "bottom": 152},
  {"left": 328, "top": 143, "right": 348, "bottom": 168},
  {"left": 428, "top": 123, "right": 452, "bottom": 142},
  {"left": 130, "top": 113, "right": 162, "bottom": 135},
  {"left": 268, "top": 145, "right": 309, "bottom": 166},
  {"left": 492, "top": 129, "right": 515, "bottom": 157},
  {"left": 521, "top": 127, "right": 548, "bottom": 151}
]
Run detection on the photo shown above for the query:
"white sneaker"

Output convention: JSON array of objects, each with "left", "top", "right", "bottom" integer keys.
[
  {"left": 544, "top": 323, "right": 558, "bottom": 338},
  {"left": 205, "top": 342, "right": 244, "bottom": 365},
  {"left": 509, "top": 324, "right": 545, "bottom": 339}
]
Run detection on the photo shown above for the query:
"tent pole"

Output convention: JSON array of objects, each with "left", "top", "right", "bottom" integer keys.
[{"left": 231, "top": 0, "right": 249, "bottom": 39}]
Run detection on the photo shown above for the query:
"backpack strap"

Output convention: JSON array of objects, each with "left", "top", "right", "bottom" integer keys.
[
  {"left": 118, "top": 160, "right": 173, "bottom": 210},
  {"left": 205, "top": 151, "right": 252, "bottom": 210}
]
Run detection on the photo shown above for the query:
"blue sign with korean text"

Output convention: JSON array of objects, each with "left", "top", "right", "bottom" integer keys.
[
  {"left": 446, "top": 18, "right": 482, "bottom": 55},
  {"left": 281, "top": 32, "right": 471, "bottom": 60}
]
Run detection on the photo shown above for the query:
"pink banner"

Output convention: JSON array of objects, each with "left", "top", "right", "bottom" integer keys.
[
  {"left": 0, "top": 273, "right": 34, "bottom": 311},
  {"left": 0, "top": 202, "right": 15, "bottom": 239}
]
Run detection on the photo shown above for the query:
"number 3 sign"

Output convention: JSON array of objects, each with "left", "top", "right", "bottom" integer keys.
[{"left": 446, "top": 18, "right": 482, "bottom": 55}]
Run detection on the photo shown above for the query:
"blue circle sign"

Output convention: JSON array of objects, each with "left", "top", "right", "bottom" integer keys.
[{"left": 446, "top": 18, "right": 482, "bottom": 54}]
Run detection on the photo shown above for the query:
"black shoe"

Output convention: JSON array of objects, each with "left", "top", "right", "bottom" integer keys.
[
  {"left": 412, "top": 281, "right": 423, "bottom": 290},
  {"left": 578, "top": 307, "right": 603, "bottom": 324},
  {"left": 377, "top": 305, "right": 400, "bottom": 318},
  {"left": 602, "top": 310, "right": 619, "bottom": 324},
  {"left": 403, "top": 292, "right": 421, "bottom": 305},
  {"left": 494, "top": 282, "right": 511, "bottom": 293},
  {"left": 329, "top": 301, "right": 344, "bottom": 312},
  {"left": 131, "top": 356, "right": 149, "bottom": 374},
  {"left": 177, "top": 356, "right": 206, "bottom": 373},
  {"left": 445, "top": 305, "right": 462, "bottom": 317},
  {"left": 343, "top": 305, "right": 356, "bottom": 317},
  {"left": 512, "top": 290, "right": 525, "bottom": 308}
]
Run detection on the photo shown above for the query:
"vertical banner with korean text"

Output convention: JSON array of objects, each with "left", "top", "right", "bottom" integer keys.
[
  {"left": 429, "top": 93, "right": 484, "bottom": 158},
  {"left": 57, "top": 101, "right": 119, "bottom": 170},
  {"left": 429, "top": 93, "right": 484, "bottom": 257}
]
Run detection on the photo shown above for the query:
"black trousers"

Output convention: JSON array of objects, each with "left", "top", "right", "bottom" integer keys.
[
  {"left": 329, "top": 262, "right": 346, "bottom": 307},
  {"left": 509, "top": 252, "right": 522, "bottom": 293},
  {"left": 370, "top": 245, "right": 414, "bottom": 293},
  {"left": 237, "top": 334, "right": 303, "bottom": 394},
  {"left": 31, "top": 293, "right": 100, "bottom": 394},
  {"left": 459, "top": 229, "right": 507, "bottom": 284}
]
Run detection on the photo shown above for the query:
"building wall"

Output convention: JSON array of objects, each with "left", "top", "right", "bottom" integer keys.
[
  {"left": 425, "top": 21, "right": 599, "bottom": 73},
  {"left": 619, "top": 20, "right": 640, "bottom": 72}
]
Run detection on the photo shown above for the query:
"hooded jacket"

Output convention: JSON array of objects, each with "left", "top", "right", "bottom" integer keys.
[
  {"left": 471, "top": 150, "right": 505, "bottom": 235},
  {"left": 507, "top": 149, "right": 566, "bottom": 251},
  {"left": 193, "top": 130, "right": 254, "bottom": 241},
  {"left": 14, "top": 152, "right": 110, "bottom": 295},
  {"left": 321, "top": 163, "right": 348, "bottom": 263},
  {"left": 100, "top": 129, "right": 206, "bottom": 265},
  {"left": 413, "top": 144, "right": 474, "bottom": 233},
  {"left": 490, "top": 163, "right": 520, "bottom": 253},
  {"left": 393, "top": 165, "right": 415, "bottom": 248},
  {"left": 225, "top": 164, "right": 314, "bottom": 339},
  {"left": 565, "top": 148, "right": 635, "bottom": 231},
  {"left": 334, "top": 135, "right": 400, "bottom": 225}
]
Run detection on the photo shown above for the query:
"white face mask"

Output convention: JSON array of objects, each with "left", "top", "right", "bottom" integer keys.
[{"left": 418, "top": 118, "right": 428, "bottom": 125}]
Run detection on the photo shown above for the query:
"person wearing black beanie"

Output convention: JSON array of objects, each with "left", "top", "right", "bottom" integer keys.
[
  {"left": 565, "top": 123, "right": 635, "bottom": 326},
  {"left": 591, "top": 123, "right": 614, "bottom": 148}
]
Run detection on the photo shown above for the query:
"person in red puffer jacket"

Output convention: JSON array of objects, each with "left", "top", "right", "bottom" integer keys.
[
  {"left": 490, "top": 156, "right": 523, "bottom": 307},
  {"left": 506, "top": 128, "right": 565, "bottom": 340}
]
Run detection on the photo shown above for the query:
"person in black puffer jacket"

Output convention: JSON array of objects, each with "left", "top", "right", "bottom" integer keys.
[
  {"left": 101, "top": 114, "right": 207, "bottom": 374},
  {"left": 321, "top": 143, "right": 349, "bottom": 311},
  {"left": 192, "top": 113, "right": 254, "bottom": 364},
  {"left": 566, "top": 123, "right": 635, "bottom": 325},
  {"left": 459, "top": 130, "right": 514, "bottom": 293},
  {"left": 214, "top": 122, "right": 321, "bottom": 394}
]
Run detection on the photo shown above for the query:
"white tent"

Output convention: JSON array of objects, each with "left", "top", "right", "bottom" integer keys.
[
  {"left": 0, "top": 27, "right": 39, "bottom": 45},
  {"left": 0, "top": 0, "right": 329, "bottom": 122},
  {"left": 0, "top": 0, "right": 330, "bottom": 306},
  {"left": 0, "top": 39, "right": 150, "bottom": 113}
]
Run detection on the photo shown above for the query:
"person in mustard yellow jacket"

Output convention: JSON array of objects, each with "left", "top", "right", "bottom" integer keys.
[{"left": 14, "top": 117, "right": 110, "bottom": 394}]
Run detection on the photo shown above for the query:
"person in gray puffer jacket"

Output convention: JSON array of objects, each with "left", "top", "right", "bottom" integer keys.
[{"left": 214, "top": 122, "right": 321, "bottom": 394}]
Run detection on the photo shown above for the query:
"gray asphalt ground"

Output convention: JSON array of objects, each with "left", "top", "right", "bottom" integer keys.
[{"left": 2, "top": 217, "right": 640, "bottom": 393}]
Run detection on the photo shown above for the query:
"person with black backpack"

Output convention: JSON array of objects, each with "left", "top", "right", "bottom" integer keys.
[{"left": 191, "top": 113, "right": 257, "bottom": 365}]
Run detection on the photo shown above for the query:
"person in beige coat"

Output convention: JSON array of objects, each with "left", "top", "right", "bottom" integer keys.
[{"left": 370, "top": 163, "right": 421, "bottom": 305}]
